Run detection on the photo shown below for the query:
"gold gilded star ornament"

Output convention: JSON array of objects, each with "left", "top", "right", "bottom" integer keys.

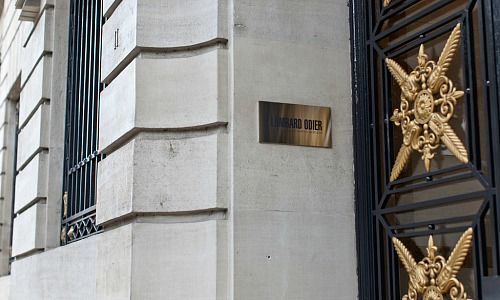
[
  {"left": 392, "top": 228, "right": 474, "bottom": 300},
  {"left": 386, "top": 24, "right": 468, "bottom": 181}
]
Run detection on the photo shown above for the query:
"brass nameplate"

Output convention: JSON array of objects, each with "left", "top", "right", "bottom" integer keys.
[{"left": 259, "top": 101, "right": 332, "bottom": 148}]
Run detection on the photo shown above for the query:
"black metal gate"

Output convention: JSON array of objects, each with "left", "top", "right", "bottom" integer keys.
[
  {"left": 61, "top": 0, "right": 103, "bottom": 244},
  {"left": 351, "top": 0, "right": 500, "bottom": 299}
]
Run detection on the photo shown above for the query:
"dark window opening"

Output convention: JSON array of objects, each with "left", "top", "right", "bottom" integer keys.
[{"left": 61, "top": 0, "right": 103, "bottom": 245}]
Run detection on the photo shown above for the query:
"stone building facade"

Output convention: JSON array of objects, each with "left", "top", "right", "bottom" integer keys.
[
  {"left": 2, "top": 0, "right": 499, "bottom": 299},
  {"left": 0, "top": 0, "right": 357, "bottom": 299}
]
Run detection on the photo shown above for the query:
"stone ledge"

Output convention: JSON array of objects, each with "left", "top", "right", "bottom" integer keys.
[
  {"left": 99, "top": 47, "right": 228, "bottom": 153},
  {"left": 101, "top": 0, "right": 228, "bottom": 82},
  {"left": 97, "top": 130, "right": 228, "bottom": 225}
]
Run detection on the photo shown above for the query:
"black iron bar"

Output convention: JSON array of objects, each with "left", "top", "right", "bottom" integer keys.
[
  {"left": 388, "top": 164, "right": 469, "bottom": 187},
  {"left": 375, "top": 190, "right": 487, "bottom": 215},
  {"left": 463, "top": 9, "right": 481, "bottom": 172},
  {"left": 375, "top": 0, "right": 422, "bottom": 33},
  {"left": 473, "top": 225, "right": 483, "bottom": 299},
  {"left": 78, "top": 0, "right": 90, "bottom": 214},
  {"left": 71, "top": 0, "right": 83, "bottom": 217},
  {"left": 74, "top": 0, "right": 84, "bottom": 216},
  {"left": 374, "top": 0, "right": 455, "bottom": 41},
  {"left": 63, "top": 205, "right": 97, "bottom": 224},
  {"left": 390, "top": 215, "right": 476, "bottom": 231},
  {"left": 393, "top": 226, "right": 471, "bottom": 238},
  {"left": 387, "top": 172, "right": 476, "bottom": 195},
  {"left": 83, "top": 0, "right": 94, "bottom": 211},
  {"left": 384, "top": 14, "right": 462, "bottom": 57},
  {"left": 382, "top": 55, "right": 393, "bottom": 186},
  {"left": 481, "top": 0, "right": 500, "bottom": 277}
]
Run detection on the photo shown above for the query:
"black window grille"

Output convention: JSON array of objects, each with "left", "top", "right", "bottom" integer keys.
[
  {"left": 352, "top": 0, "right": 500, "bottom": 299},
  {"left": 61, "top": 0, "right": 103, "bottom": 245}
]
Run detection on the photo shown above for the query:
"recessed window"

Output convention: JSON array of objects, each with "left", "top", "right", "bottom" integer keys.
[{"left": 61, "top": 0, "right": 103, "bottom": 245}]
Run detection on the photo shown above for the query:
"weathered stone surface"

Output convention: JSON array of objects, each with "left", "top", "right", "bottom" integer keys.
[
  {"left": 10, "top": 234, "right": 98, "bottom": 300},
  {"left": 1, "top": 9, "right": 22, "bottom": 57},
  {"left": 97, "top": 131, "right": 228, "bottom": 224},
  {"left": 0, "top": 32, "right": 22, "bottom": 101},
  {"left": 96, "top": 140, "right": 134, "bottom": 225},
  {"left": 16, "top": 103, "right": 50, "bottom": 170},
  {"left": 234, "top": 211, "right": 357, "bottom": 299},
  {"left": 14, "top": 152, "right": 48, "bottom": 213},
  {"left": 0, "top": 126, "right": 5, "bottom": 150},
  {"left": 97, "top": 220, "right": 226, "bottom": 300},
  {"left": 43, "top": 0, "right": 70, "bottom": 249},
  {"left": 20, "top": 8, "right": 54, "bottom": 86},
  {"left": 0, "top": 276, "right": 10, "bottom": 300},
  {"left": 11, "top": 203, "right": 46, "bottom": 257},
  {"left": 96, "top": 224, "right": 132, "bottom": 300},
  {"left": 101, "top": 0, "right": 227, "bottom": 82},
  {"left": 19, "top": 55, "right": 52, "bottom": 128},
  {"left": 99, "top": 48, "right": 228, "bottom": 152},
  {"left": 231, "top": 0, "right": 357, "bottom": 298},
  {"left": 0, "top": 100, "right": 7, "bottom": 126}
]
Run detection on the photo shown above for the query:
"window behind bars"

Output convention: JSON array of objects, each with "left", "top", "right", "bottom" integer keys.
[{"left": 61, "top": 0, "right": 102, "bottom": 245}]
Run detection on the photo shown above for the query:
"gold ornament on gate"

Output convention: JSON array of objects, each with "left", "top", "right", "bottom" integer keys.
[
  {"left": 386, "top": 24, "right": 468, "bottom": 181},
  {"left": 392, "top": 228, "right": 474, "bottom": 300}
]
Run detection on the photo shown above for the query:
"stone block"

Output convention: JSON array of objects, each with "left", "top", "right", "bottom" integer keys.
[
  {"left": 234, "top": 210, "right": 357, "bottom": 300},
  {"left": 19, "top": 55, "right": 51, "bottom": 128},
  {"left": 0, "top": 149, "right": 5, "bottom": 174},
  {"left": 0, "top": 276, "right": 10, "bottom": 300},
  {"left": 21, "top": 8, "right": 54, "bottom": 86},
  {"left": 1, "top": 8, "right": 18, "bottom": 50},
  {"left": 11, "top": 203, "right": 46, "bottom": 257},
  {"left": 20, "top": 15, "right": 35, "bottom": 46},
  {"left": 97, "top": 220, "right": 226, "bottom": 300},
  {"left": 0, "top": 78, "right": 8, "bottom": 103},
  {"left": 0, "top": 126, "right": 6, "bottom": 150},
  {"left": 97, "top": 131, "right": 228, "bottom": 224},
  {"left": 10, "top": 234, "right": 98, "bottom": 300},
  {"left": 0, "top": 174, "right": 4, "bottom": 199},
  {"left": 99, "top": 48, "right": 228, "bottom": 152},
  {"left": 16, "top": 103, "right": 49, "bottom": 170},
  {"left": 96, "top": 141, "right": 134, "bottom": 225},
  {"left": 14, "top": 152, "right": 48, "bottom": 213},
  {"left": 96, "top": 224, "right": 132, "bottom": 300},
  {"left": 101, "top": 0, "right": 227, "bottom": 82},
  {"left": 0, "top": 32, "right": 23, "bottom": 98},
  {"left": 0, "top": 100, "right": 7, "bottom": 126},
  {"left": 1, "top": 10, "right": 22, "bottom": 57}
]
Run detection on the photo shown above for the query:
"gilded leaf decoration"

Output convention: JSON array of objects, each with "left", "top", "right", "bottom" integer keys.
[
  {"left": 386, "top": 24, "right": 468, "bottom": 181},
  {"left": 393, "top": 228, "right": 474, "bottom": 300}
]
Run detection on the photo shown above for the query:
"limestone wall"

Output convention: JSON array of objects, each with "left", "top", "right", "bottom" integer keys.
[{"left": 231, "top": 0, "right": 357, "bottom": 298}]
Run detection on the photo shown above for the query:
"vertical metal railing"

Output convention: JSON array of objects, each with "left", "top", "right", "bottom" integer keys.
[{"left": 61, "top": 0, "right": 102, "bottom": 245}]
